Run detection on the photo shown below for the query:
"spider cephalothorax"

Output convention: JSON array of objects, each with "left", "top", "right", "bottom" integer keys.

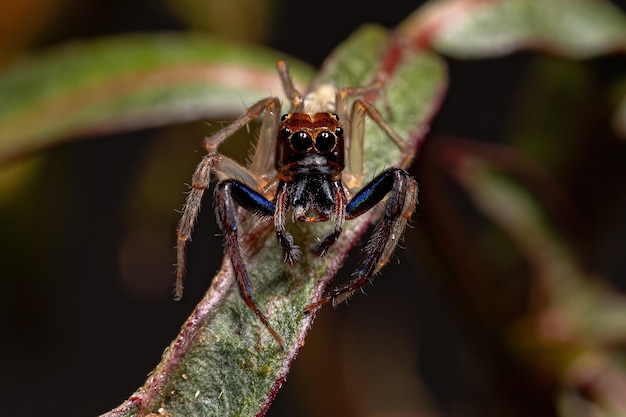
[
  {"left": 175, "top": 60, "right": 418, "bottom": 349},
  {"left": 276, "top": 112, "right": 344, "bottom": 180}
]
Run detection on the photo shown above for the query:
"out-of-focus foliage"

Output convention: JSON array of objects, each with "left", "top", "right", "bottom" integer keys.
[
  {"left": 0, "top": 33, "right": 314, "bottom": 165},
  {"left": 100, "top": 24, "right": 446, "bottom": 417},
  {"left": 166, "top": 0, "right": 275, "bottom": 42},
  {"left": 401, "top": 0, "right": 626, "bottom": 58},
  {"left": 1, "top": 1, "right": 626, "bottom": 417}
]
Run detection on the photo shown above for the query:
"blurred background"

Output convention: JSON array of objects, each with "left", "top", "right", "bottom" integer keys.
[{"left": 1, "top": 0, "right": 626, "bottom": 416}]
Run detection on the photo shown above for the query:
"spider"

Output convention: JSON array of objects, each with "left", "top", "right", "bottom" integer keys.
[{"left": 175, "top": 60, "right": 418, "bottom": 349}]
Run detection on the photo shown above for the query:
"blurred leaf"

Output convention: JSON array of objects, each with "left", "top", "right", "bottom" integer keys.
[
  {"left": 167, "top": 0, "right": 274, "bottom": 42},
  {"left": 104, "top": 24, "right": 447, "bottom": 417},
  {"left": 399, "top": 0, "right": 626, "bottom": 58},
  {"left": 0, "top": 33, "right": 314, "bottom": 165},
  {"left": 506, "top": 57, "right": 597, "bottom": 172},
  {"left": 444, "top": 142, "right": 626, "bottom": 415}
]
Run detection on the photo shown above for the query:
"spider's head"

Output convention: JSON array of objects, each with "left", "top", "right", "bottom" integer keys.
[{"left": 275, "top": 112, "right": 345, "bottom": 180}]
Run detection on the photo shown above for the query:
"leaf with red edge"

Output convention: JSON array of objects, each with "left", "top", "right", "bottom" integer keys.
[
  {"left": 102, "top": 24, "right": 447, "bottom": 417},
  {"left": 399, "top": 0, "right": 626, "bottom": 58},
  {"left": 0, "top": 33, "right": 314, "bottom": 165}
]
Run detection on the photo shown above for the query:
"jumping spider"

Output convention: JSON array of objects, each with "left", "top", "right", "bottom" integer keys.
[{"left": 175, "top": 60, "right": 418, "bottom": 349}]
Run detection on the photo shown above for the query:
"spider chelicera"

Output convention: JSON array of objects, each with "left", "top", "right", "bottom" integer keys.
[{"left": 175, "top": 60, "right": 418, "bottom": 349}]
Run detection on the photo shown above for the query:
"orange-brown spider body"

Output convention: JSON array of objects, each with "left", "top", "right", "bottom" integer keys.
[{"left": 175, "top": 60, "right": 418, "bottom": 349}]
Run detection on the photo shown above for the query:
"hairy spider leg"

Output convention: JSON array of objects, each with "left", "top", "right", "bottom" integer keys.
[
  {"left": 215, "top": 180, "right": 285, "bottom": 349},
  {"left": 276, "top": 60, "right": 304, "bottom": 112},
  {"left": 175, "top": 97, "right": 280, "bottom": 300},
  {"left": 175, "top": 61, "right": 308, "bottom": 350},
  {"left": 344, "top": 99, "right": 414, "bottom": 189},
  {"left": 306, "top": 94, "right": 417, "bottom": 308},
  {"left": 306, "top": 168, "right": 418, "bottom": 311}
]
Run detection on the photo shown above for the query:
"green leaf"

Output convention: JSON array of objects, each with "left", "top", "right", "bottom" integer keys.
[
  {"left": 103, "top": 24, "right": 447, "bottom": 417},
  {"left": 0, "top": 33, "right": 314, "bottom": 165},
  {"left": 443, "top": 142, "right": 626, "bottom": 413},
  {"left": 399, "top": 0, "right": 626, "bottom": 58}
]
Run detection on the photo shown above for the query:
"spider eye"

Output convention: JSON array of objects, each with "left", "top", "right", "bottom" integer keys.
[
  {"left": 315, "top": 131, "right": 336, "bottom": 152},
  {"left": 281, "top": 114, "right": 289, "bottom": 121},
  {"left": 280, "top": 127, "right": 291, "bottom": 138},
  {"left": 331, "top": 113, "right": 339, "bottom": 120},
  {"left": 290, "top": 131, "right": 313, "bottom": 152},
  {"left": 334, "top": 126, "right": 344, "bottom": 137}
]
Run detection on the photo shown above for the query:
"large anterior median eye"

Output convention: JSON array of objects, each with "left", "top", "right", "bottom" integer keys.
[
  {"left": 315, "top": 131, "right": 336, "bottom": 152},
  {"left": 290, "top": 131, "right": 313, "bottom": 152}
]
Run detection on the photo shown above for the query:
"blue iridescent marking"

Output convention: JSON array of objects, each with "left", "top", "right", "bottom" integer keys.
[
  {"left": 229, "top": 181, "right": 275, "bottom": 217},
  {"left": 346, "top": 169, "right": 395, "bottom": 217}
]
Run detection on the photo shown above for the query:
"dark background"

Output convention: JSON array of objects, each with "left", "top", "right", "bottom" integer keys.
[{"left": 1, "top": 1, "right": 625, "bottom": 416}]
